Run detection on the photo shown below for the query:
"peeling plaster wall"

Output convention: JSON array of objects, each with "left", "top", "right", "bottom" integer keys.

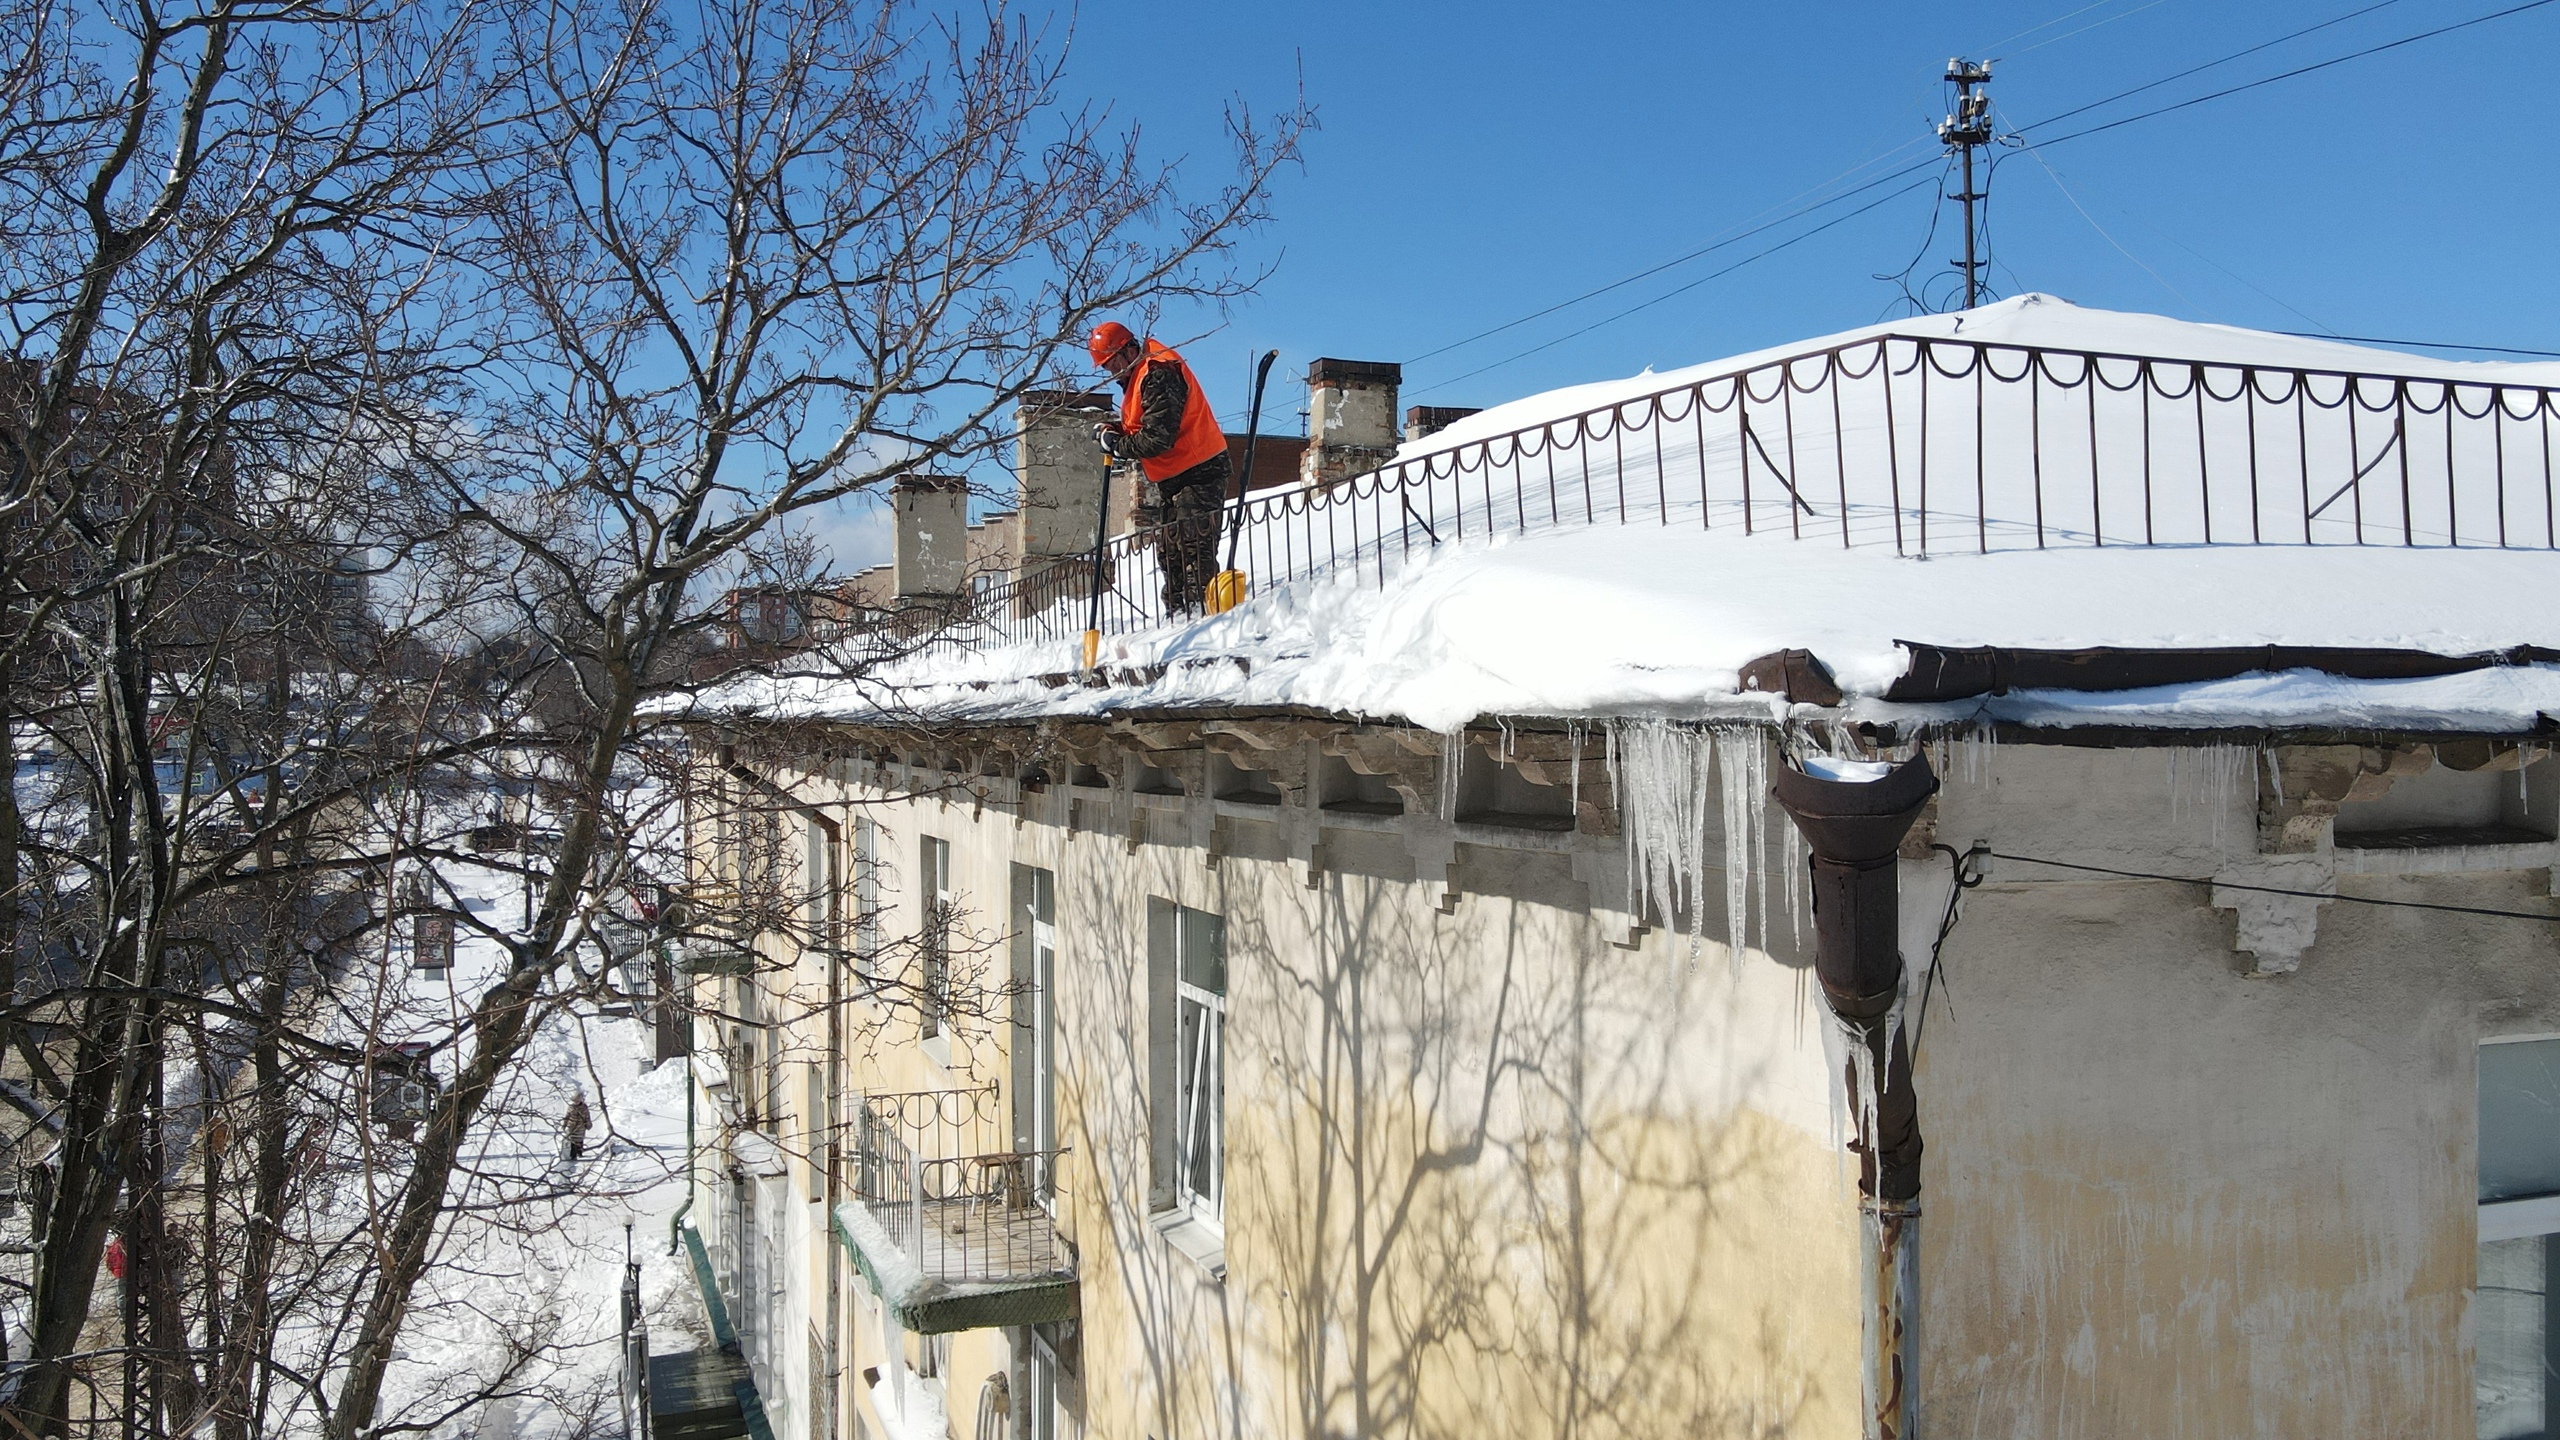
[
  {"left": 1920, "top": 742, "right": 2560, "bottom": 1440},
  {"left": 726, "top": 747, "right": 1865, "bottom": 1440},
  {"left": 705, "top": 732, "right": 2560, "bottom": 1440}
]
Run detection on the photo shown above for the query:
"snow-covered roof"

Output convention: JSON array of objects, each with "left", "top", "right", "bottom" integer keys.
[
  {"left": 1393, "top": 294, "right": 2560, "bottom": 471},
  {"left": 690, "top": 297, "right": 2560, "bottom": 737}
]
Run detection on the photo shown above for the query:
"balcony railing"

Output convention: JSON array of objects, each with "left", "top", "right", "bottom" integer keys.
[
  {"left": 932, "top": 331, "right": 2560, "bottom": 654},
  {"left": 834, "top": 1085, "right": 1072, "bottom": 1333}
]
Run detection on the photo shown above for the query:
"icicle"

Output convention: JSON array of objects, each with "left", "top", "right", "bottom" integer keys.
[
  {"left": 2264, "top": 742, "right": 2285, "bottom": 805},
  {"left": 1816, "top": 995, "right": 1852, "bottom": 1185},
  {"left": 1785, "top": 800, "right": 1806, "bottom": 953},
  {"left": 1568, "top": 720, "right": 1585, "bottom": 820},
  {"left": 1439, "top": 730, "right": 1462, "bottom": 820},
  {"left": 1611, "top": 720, "right": 1718, "bottom": 958},
  {"left": 1713, "top": 728, "right": 1765, "bottom": 961},
  {"left": 1753, "top": 735, "right": 1770, "bottom": 956}
]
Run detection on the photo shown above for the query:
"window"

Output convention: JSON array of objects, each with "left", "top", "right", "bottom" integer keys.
[
  {"left": 1012, "top": 866, "right": 1058, "bottom": 1206},
  {"left": 854, "top": 815, "right": 881, "bottom": 982},
  {"left": 805, "top": 1064, "right": 827, "bottom": 1202},
  {"left": 733, "top": 977, "right": 779, "bottom": 1134},
  {"left": 748, "top": 802, "right": 783, "bottom": 903},
  {"left": 920, "top": 837, "right": 952, "bottom": 1041},
  {"left": 2480, "top": 1037, "right": 2560, "bottom": 1439},
  {"left": 710, "top": 774, "right": 737, "bottom": 883},
  {"left": 803, "top": 814, "right": 836, "bottom": 947},
  {"left": 1026, "top": 1321, "right": 1067, "bottom": 1440},
  {"left": 1150, "top": 900, "right": 1225, "bottom": 1225}
]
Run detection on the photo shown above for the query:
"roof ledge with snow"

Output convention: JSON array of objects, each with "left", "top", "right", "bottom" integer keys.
[{"left": 688, "top": 297, "right": 2560, "bottom": 739}]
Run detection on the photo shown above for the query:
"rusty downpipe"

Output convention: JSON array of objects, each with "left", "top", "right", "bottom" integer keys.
[{"left": 1772, "top": 752, "right": 1937, "bottom": 1440}]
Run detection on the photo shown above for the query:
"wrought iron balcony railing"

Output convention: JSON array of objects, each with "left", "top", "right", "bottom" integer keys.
[
  {"left": 834, "top": 1084, "right": 1072, "bottom": 1334},
  {"left": 933, "top": 330, "right": 2560, "bottom": 654}
]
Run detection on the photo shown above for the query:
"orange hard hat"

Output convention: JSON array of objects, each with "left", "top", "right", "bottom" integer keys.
[{"left": 1087, "top": 321, "right": 1135, "bottom": 366}]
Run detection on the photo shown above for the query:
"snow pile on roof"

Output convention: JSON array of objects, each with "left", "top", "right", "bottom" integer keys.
[
  {"left": 704, "top": 529, "right": 2560, "bottom": 731},
  {"left": 690, "top": 297, "right": 2560, "bottom": 735}
]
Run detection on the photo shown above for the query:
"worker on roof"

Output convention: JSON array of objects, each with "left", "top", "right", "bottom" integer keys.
[{"left": 1088, "top": 321, "right": 1230, "bottom": 618}]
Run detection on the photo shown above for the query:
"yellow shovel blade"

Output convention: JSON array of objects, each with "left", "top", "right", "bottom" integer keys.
[{"left": 1204, "top": 569, "right": 1249, "bottom": 615}]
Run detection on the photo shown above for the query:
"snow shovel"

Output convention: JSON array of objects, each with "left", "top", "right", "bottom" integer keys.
[
  {"left": 1204, "top": 349, "right": 1280, "bottom": 616},
  {"left": 1081, "top": 458, "right": 1111, "bottom": 671}
]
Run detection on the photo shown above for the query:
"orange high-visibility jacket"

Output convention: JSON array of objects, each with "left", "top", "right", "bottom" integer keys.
[{"left": 1121, "top": 340, "right": 1226, "bottom": 483}]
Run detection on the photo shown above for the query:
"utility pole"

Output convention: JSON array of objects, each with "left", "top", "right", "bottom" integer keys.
[{"left": 1938, "top": 58, "right": 1994, "bottom": 310}]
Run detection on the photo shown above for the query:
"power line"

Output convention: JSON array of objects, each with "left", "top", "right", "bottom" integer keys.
[
  {"left": 2276, "top": 332, "right": 2560, "bottom": 360},
  {"left": 1991, "top": 0, "right": 2180, "bottom": 60},
  {"left": 1990, "top": 851, "right": 2560, "bottom": 924},
  {"left": 1400, "top": 139, "right": 1940, "bottom": 367},
  {"left": 1404, "top": 176, "right": 1936, "bottom": 400},
  {"left": 1397, "top": 0, "right": 2554, "bottom": 393},
  {"left": 1978, "top": 0, "right": 2134, "bottom": 57},
  {"left": 2016, "top": 139, "right": 2207, "bottom": 314},
  {"left": 1404, "top": 1, "right": 2405, "bottom": 376},
  {"left": 2016, "top": 0, "right": 2406, "bottom": 135},
  {"left": 2031, "top": 0, "right": 2560, "bottom": 147}
]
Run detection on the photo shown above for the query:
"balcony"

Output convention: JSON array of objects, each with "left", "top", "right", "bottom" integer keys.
[{"left": 832, "top": 1085, "right": 1074, "bottom": 1334}]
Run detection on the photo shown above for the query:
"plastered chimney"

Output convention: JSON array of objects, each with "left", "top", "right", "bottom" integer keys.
[
  {"left": 892, "top": 474, "right": 967, "bottom": 600},
  {"left": 1012, "top": 391, "right": 1125, "bottom": 563},
  {"left": 1300, "top": 358, "right": 1402, "bottom": 489}
]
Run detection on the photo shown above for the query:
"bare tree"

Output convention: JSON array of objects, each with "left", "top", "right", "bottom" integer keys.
[
  {"left": 0, "top": 0, "right": 1296, "bottom": 1433},
  {"left": 0, "top": 2, "right": 516, "bottom": 1433},
  {"left": 315, "top": 1, "right": 1300, "bottom": 1435}
]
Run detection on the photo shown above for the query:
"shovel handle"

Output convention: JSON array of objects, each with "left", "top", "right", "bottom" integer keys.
[{"left": 1223, "top": 350, "right": 1281, "bottom": 575}]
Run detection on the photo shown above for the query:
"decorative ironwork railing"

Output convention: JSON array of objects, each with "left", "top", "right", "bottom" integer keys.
[
  {"left": 927, "top": 331, "right": 2560, "bottom": 655},
  {"left": 848, "top": 1085, "right": 1064, "bottom": 1285}
]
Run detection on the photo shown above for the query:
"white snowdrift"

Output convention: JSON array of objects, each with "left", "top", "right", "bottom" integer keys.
[{"left": 697, "top": 527, "right": 2560, "bottom": 732}]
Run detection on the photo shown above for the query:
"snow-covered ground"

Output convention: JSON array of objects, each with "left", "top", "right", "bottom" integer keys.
[
  {"left": 346, "top": 804, "right": 704, "bottom": 1439},
  {"left": 0, "top": 756, "right": 707, "bottom": 1438}
]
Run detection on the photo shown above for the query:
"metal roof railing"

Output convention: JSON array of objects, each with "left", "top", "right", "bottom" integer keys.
[{"left": 933, "top": 333, "right": 2560, "bottom": 654}]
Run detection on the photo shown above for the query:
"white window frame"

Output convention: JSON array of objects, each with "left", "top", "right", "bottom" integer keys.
[
  {"left": 802, "top": 813, "right": 834, "bottom": 945},
  {"left": 1013, "top": 866, "right": 1059, "bottom": 1210},
  {"left": 1026, "top": 1322, "right": 1064, "bottom": 1440},
  {"left": 919, "top": 836, "right": 953, "bottom": 1050},
  {"left": 2477, "top": 1035, "right": 2560, "bottom": 1440},
  {"left": 853, "top": 815, "right": 881, "bottom": 986},
  {"left": 1172, "top": 908, "right": 1225, "bottom": 1225}
]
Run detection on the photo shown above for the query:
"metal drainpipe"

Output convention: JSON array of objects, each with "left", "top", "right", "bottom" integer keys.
[
  {"left": 670, "top": 1052, "right": 696, "bottom": 1254},
  {"left": 1771, "top": 751, "right": 1938, "bottom": 1440}
]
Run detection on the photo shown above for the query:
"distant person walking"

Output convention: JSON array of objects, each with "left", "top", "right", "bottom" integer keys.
[
  {"left": 1088, "top": 322, "right": 1231, "bottom": 617},
  {"left": 562, "top": 1091, "right": 591, "bottom": 1166}
]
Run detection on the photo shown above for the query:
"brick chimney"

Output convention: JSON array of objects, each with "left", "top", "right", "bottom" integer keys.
[
  {"left": 892, "top": 474, "right": 967, "bottom": 600},
  {"left": 1404, "top": 405, "right": 1481, "bottom": 444},
  {"left": 1300, "top": 358, "right": 1402, "bottom": 489}
]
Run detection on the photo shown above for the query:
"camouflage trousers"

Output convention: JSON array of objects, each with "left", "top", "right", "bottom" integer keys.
[{"left": 1140, "top": 475, "right": 1226, "bottom": 617}]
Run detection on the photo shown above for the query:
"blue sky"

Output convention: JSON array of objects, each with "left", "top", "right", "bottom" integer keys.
[
  {"left": 817, "top": 1, "right": 2560, "bottom": 565},
  {"left": 1062, "top": 0, "right": 2560, "bottom": 426}
]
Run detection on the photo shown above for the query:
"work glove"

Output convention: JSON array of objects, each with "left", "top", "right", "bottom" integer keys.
[{"left": 1091, "top": 422, "right": 1128, "bottom": 458}]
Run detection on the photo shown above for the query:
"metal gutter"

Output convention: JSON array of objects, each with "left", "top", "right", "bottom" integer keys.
[{"left": 1884, "top": 641, "right": 2560, "bottom": 702}]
